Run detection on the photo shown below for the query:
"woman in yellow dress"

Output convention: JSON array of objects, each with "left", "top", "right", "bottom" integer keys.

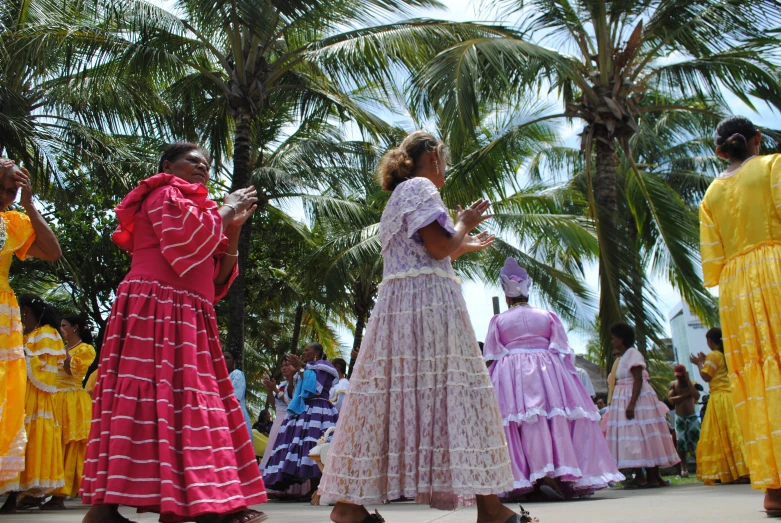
[
  {"left": 0, "top": 295, "right": 66, "bottom": 512},
  {"left": 699, "top": 116, "right": 781, "bottom": 512},
  {"left": 690, "top": 328, "right": 749, "bottom": 485},
  {"left": 0, "top": 159, "right": 62, "bottom": 503},
  {"left": 41, "top": 313, "right": 96, "bottom": 510}
]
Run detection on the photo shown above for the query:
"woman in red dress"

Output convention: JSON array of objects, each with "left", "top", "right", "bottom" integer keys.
[{"left": 81, "top": 143, "right": 268, "bottom": 523}]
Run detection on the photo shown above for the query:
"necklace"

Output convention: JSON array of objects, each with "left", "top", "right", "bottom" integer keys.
[
  {"left": 720, "top": 155, "right": 756, "bottom": 178},
  {"left": 510, "top": 302, "right": 530, "bottom": 309},
  {"left": 65, "top": 341, "right": 82, "bottom": 351}
]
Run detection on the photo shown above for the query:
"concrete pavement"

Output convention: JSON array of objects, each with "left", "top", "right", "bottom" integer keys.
[{"left": 0, "top": 484, "right": 770, "bottom": 522}]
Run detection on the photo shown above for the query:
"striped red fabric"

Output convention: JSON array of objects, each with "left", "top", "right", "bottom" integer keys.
[{"left": 82, "top": 175, "right": 265, "bottom": 521}]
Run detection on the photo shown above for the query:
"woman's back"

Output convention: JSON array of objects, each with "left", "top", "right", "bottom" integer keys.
[
  {"left": 379, "top": 177, "right": 457, "bottom": 279},
  {"left": 490, "top": 306, "right": 557, "bottom": 349},
  {"left": 701, "top": 154, "right": 781, "bottom": 259}
]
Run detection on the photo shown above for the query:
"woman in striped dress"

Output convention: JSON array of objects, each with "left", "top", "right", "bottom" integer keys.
[{"left": 81, "top": 143, "right": 268, "bottom": 523}]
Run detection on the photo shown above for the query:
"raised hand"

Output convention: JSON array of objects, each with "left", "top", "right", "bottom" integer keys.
[
  {"left": 286, "top": 353, "right": 303, "bottom": 372},
  {"left": 17, "top": 168, "right": 33, "bottom": 208},
  {"left": 690, "top": 352, "right": 707, "bottom": 366},
  {"left": 460, "top": 231, "right": 496, "bottom": 254},
  {"left": 262, "top": 375, "right": 277, "bottom": 392},
  {"left": 455, "top": 200, "right": 492, "bottom": 232},
  {"left": 223, "top": 186, "right": 259, "bottom": 226}
]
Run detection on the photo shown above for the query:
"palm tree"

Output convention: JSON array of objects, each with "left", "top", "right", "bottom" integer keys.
[
  {"left": 416, "top": 0, "right": 781, "bottom": 351},
  {"left": 96, "top": 0, "right": 517, "bottom": 363},
  {"left": 0, "top": 0, "right": 166, "bottom": 189}
]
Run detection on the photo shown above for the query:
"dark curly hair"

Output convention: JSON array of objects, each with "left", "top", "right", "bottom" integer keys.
[
  {"left": 376, "top": 131, "right": 448, "bottom": 191},
  {"left": 157, "top": 142, "right": 210, "bottom": 173},
  {"left": 715, "top": 116, "right": 759, "bottom": 162},
  {"left": 609, "top": 322, "right": 635, "bottom": 349},
  {"left": 18, "top": 294, "right": 59, "bottom": 331}
]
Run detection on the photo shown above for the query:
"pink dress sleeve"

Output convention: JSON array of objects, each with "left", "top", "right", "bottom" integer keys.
[
  {"left": 145, "top": 186, "right": 228, "bottom": 278},
  {"left": 483, "top": 315, "right": 507, "bottom": 361},
  {"left": 623, "top": 348, "right": 647, "bottom": 372},
  {"left": 548, "top": 311, "right": 576, "bottom": 367},
  {"left": 404, "top": 178, "right": 456, "bottom": 238}
]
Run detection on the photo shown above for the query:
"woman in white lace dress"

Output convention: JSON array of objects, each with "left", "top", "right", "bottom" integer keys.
[{"left": 319, "top": 131, "right": 528, "bottom": 523}]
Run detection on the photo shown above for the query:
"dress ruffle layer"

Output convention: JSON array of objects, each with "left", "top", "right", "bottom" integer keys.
[
  {"left": 605, "top": 383, "right": 679, "bottom": 469},
  {"left": 718, "top": 243, "right": 781, "bottom": 489},
  {"left": 490, "top": 348, "right": 622, "bottom": 496},
  {"left": 697, "top": 391, "right": 749, "bottom": 484},
  {"left": 319, "top": 273, "right": 514, "bottom": 510},
  {"left": 81, "top": 279, "right": 266, "bottom": 521}
]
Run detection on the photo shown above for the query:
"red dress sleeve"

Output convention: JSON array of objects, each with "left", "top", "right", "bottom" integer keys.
[{"left": 145, "top": 185, "right": 227, "bottom": 278}]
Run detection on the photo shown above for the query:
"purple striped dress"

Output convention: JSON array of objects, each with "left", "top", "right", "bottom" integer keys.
[{"left": 262, "top": 360, "right": 339, "bottom": 490}]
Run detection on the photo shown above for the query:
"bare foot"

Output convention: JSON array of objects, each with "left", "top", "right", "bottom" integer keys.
[
  {"left": 476, "top": 495, "right": 518, "bottom": 523},
  {"left": 83, "top": 504, "right": 132, "bottom": 523},
  {"left": 330, "top": 502, "right": 374, "bottom": 523},
  {"left": 764, "top": 488, "right": 781, "bottom": 512}
]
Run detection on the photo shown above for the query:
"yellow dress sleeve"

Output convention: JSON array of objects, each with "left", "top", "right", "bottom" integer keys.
[
  {"left": 69, "top": 343, "right": 96, "bottom": 381},
  {"left": 699, "top": 200, "right": 725, "bottom": 288},
  {"left": 702, "top": 351, "right": 721, "bottom": 378},
  {"left": 25, "top": 326, "right": 65, "bottom": 392},
  {"left": 4, "top": 211, "right": 36, "bottom": 260},
  {"left": 84, "top": 371, "right": 98, "bottom": 395}
]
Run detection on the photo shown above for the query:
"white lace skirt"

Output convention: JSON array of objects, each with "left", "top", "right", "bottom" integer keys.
[{"left": 318, "top": 272, "right": 514, "bottom": 509}]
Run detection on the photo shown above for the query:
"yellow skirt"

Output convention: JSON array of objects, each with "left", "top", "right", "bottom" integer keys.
[
  {"left": 53, "top": 388, "right": 92, "bottom": 445},
  {"left": 18, "top": 382, "right": 64, "bottom": 495},
  {"left": 720, "top": 243, "right": 781, "bottom": 490},
  {"left": 696, "top": 391, "right": 749, "bottom": 485},
  {"left": 0, "top": 291, "right": 27, "bottom": 494},
  {"left": 52, "top": 388, "right": 91, "bottom": 497}
]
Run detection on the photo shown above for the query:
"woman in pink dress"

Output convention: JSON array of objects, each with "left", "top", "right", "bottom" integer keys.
[
  {"left": 604, "top": 322, "right": 679, "bottom": 488},
  {"left": 484, "top": 258, "right": 623, "bottom": 500},
  {"left": 80, "top": 143, "right": 268, "bottom": 523},
  {"left": 319, "top": 131, "right": 529, "bottom": 523}
]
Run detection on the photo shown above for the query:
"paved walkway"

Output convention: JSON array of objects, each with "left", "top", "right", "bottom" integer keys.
[{"left": 0, "top": 484, "right": 770, "bottom": 522}]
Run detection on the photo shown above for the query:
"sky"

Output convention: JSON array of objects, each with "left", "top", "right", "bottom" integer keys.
[{"left": 149, "top": 0, "right": 781, "bottom": 356}]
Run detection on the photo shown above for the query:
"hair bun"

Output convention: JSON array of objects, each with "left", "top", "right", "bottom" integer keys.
[
  {"left": 377, "top": 148, "right": 414, "bottom": 191},
  {"left": 715, "top": 116, "right": 757, "bottom": 161}
]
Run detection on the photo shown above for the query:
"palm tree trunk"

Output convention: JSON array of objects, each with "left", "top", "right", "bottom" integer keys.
[
  {"left": 226, "top": 107, "right": 254, "bottom": 369},
  {"left": 593, "top": 127, "right": 623, "bottom": 368},
  {"left": 291, "top": 303, "right": 304, "bottom": 354},
  {"left": 347, "top": 311, "right": 367, "bottom": 379},
  {"left": 626, "top": 217, "right": 648, "bottom": 355}
]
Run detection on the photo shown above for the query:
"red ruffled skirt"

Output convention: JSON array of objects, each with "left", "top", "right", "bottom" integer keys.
[{"left": 81, "top": 278, "right": 267, "bottom": 521}]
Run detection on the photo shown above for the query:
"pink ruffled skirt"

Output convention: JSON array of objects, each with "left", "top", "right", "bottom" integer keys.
[{"left": 490, "top": 350, "right": 623, "bottom": 496}]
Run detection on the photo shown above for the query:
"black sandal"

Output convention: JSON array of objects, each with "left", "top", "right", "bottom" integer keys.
[{"left": 360, "top": 510, "right": 385, "bottom": 523}]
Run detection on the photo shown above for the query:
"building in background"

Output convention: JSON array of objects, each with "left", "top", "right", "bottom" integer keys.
[{"left": 668, "top": 301, "right": 711, "bottom": 392}]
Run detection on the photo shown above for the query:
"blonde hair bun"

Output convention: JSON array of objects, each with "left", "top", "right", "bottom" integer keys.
[{"left": 376, "top": 130, "right": 446, "bottom": 191}]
